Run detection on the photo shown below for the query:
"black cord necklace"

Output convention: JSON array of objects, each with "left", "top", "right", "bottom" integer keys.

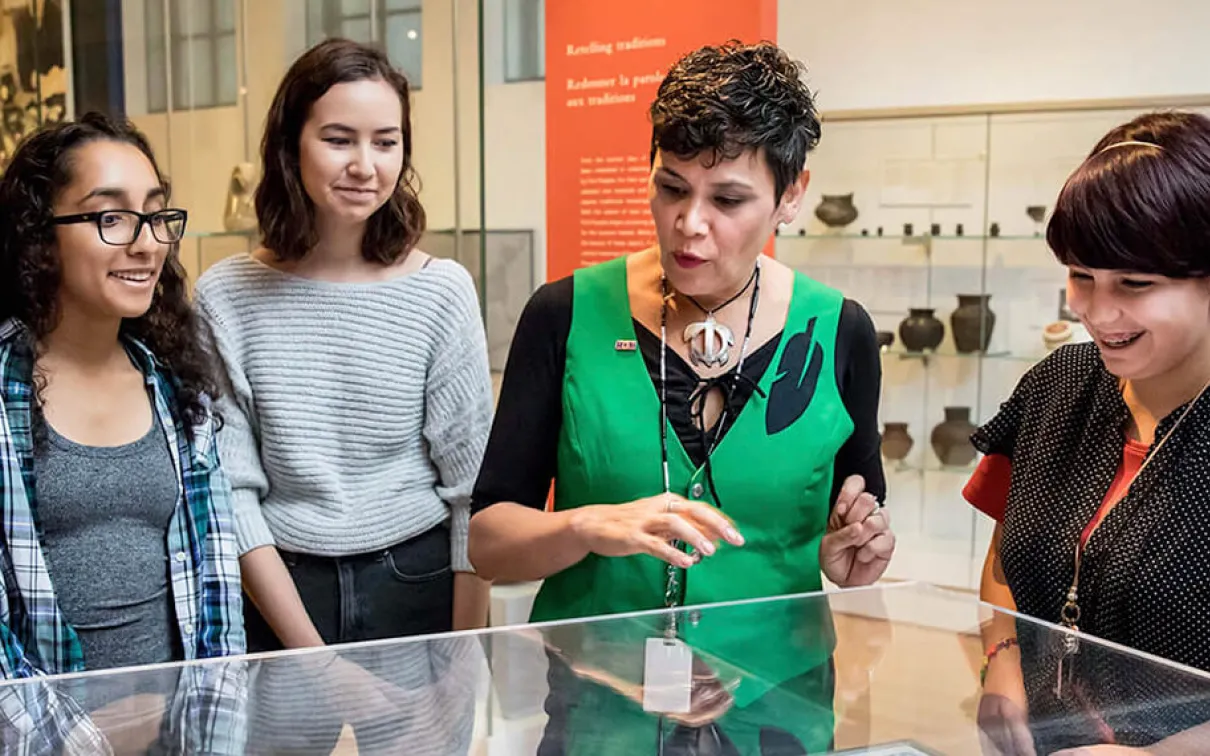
[
  {"left": 680, "top": 265, "right": 759, "bottom": 368},
  {"left": 658, "top": 260, "right": 761, "bottom": 616}
]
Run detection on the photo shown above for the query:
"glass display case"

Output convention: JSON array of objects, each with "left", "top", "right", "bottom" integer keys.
[{"left": 4, "top": 581, "right": 1208, "bottom": 755}]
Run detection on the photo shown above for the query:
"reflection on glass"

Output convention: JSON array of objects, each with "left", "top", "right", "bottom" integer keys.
[
  {"left": 504, "top": 0, "right": 544, "bottom": 82},
  {"left": 341, "top": 17, "right": 373, "bottom": 43},
  {"left": 184, "top": 36, "right": 214, "bottom": 105},
  {"left": 146, "top": 0, "right": 237, "bottom": 111},
  {"left": 183, "top": 0, "right": 212, "bottom": 35},
  {"left": 341, "top": 0, "right": 372, "bottom": 14},
  {"left": 306, "top": 0, "right": 424, "bottom": 87},
  {"left": 217, "top": 34, "right": 238, "bottom": 105},
  {"left": 386, "top": 11, "right": 422, "bottom": 85},
  {"left": 1, "top": 584, "right": 1206, "bottom": 753}
]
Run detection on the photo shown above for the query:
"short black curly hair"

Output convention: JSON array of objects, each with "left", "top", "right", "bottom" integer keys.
[
  {"left": 0, "top": 112, "right": 219, "bottom": 438},
  {"left": 649, "top": 40, "right": 821, "bottom": 200}
]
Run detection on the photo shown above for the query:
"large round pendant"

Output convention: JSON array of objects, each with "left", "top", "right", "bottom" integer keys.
[{"left": 683, "top": 315, "right": 735, "bottom": 368}]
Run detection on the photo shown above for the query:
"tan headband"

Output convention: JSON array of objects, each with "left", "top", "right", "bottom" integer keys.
[{"left": 1097, "top": 139, "right": 1164, "bottom": 154}]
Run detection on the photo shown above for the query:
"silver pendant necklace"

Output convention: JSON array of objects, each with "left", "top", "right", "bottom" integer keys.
[{"left": 681, "top": 263, "right": 760, "bottom": 368}]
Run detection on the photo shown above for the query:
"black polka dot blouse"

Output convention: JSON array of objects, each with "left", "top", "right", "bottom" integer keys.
[{"left": 973, "top": 342, "right": 1210, "bottom": 749}]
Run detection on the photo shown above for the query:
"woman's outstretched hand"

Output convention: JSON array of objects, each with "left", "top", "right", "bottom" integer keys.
[{"left": 569, "top": 494, "right": 745, "bottom": 568}]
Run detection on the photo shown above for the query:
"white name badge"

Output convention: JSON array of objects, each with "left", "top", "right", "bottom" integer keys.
[{"left": 642, "top": 637, "right": 693, "bottom": 714}]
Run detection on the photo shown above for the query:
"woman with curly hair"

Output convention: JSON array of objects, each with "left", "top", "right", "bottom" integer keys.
[
  {"left": 469, "top": 41, "right": 894, "bottom": 754},
  {"left": 0, "top": 112, "right": 245, "bottom": 747}
]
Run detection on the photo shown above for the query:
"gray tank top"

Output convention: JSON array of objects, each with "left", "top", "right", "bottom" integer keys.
[{"left": 34, "top": 410, "right": 180, "bottom": 670}]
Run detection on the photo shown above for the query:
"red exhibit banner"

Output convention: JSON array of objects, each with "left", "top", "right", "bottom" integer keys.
[{"left": 544, "top": 0, "right": 778, "bottom": 283}]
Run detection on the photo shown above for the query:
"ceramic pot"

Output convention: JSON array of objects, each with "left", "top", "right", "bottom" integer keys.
[
  {"left": 898, "top": 308, "right": 944, "bottom": 352},
  {"left": 814, "top": 193, "right": 858, "bottom": 228},
  {"left": 1043, "top": 321, "right": 1091, "bottom": 351},
  {"left": 951, "top": 294, "right": 996, "bottom": 353},
  {"left": 931, "top": 407, "right": 977, "bottom": 467},
  {"left": 1042, "top": 321, "right": 1073, "bottom": 351},
  {"left": 876, "top": 331, "right": 895, "bottom": 351},
  {"left": 881, "top": 423, "right": 913, "bottom": 461}
]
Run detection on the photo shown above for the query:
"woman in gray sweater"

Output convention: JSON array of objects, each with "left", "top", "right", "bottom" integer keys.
[{"left": 194, "top": 38, "right": 491, "bottom": 753}]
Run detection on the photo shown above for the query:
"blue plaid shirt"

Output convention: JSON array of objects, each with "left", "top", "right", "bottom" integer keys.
[{"left": 0, "top": 318, "right": 246, "bottom": 754}]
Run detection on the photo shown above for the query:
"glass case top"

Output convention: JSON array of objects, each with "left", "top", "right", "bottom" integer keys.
[{"left": 2, "top": 581, "right": 1207, "bottom": 755}]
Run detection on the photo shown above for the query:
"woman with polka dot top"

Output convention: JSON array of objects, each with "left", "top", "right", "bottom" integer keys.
[{"left": 967, "top": 111, "right": 1210, "bottom": 756}]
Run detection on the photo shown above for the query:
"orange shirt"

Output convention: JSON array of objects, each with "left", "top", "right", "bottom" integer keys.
[{"left": 964, "top": 438, "right": 1150, "bottom": 541}]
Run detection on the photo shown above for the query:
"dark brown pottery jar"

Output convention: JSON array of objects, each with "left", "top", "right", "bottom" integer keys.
[
  {"left": 898, "top": 308, "right": 944, "bottom": 352},
  {"left": 931, "top": 407, "right": 977, "bottom": 467},
  {"left": 951, "top": 294, "right": 996, "bottom": 353},
  {"left": 814, "top": 193, "right": 859, "bottom": 228},
  {"left": 881, "top": 423, "right": 914, "bottom": 461}
]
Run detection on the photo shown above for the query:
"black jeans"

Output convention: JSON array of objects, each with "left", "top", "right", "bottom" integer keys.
[
  {"left": 244, "top": 524, "right": 460, "bottom": 755},
  {"left": 246, "top": 523, "right": 455, "bottom": 650}
]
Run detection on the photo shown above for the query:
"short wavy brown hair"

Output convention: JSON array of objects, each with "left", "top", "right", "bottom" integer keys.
[{"left": 256, "top": 37, "right": 425, "bottom": 263}]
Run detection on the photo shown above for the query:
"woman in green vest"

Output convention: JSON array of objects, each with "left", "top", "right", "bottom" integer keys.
[{"left": 469, "top": 41, "right": 895, "bottom": 755}]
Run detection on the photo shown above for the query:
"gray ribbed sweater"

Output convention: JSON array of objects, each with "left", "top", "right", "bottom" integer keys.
[{"left": 193, "top": 255, "right": 493, "bottom": 572}]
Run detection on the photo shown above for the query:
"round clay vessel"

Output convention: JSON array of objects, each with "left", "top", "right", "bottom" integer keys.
[
  {"left": 881, "top": 422, "right": 914, "bottom": 461},
  {"left": 898, "top": 308, "right": 945, "bottom": 352},
  {"left": 931, "top": 407, "right": 977, "bottom": 467},
  {"left": 951, "top": 294, "right": 996, "bottom": 353},
  {"left": 876, "top": 331, "right": 895, "bottom": 350},
  {"left": 1042, "top": 321, "right": 1073, "bottom": 351},
  {"left": 814, "top": 193, "right": 859, "bottom": 228}
]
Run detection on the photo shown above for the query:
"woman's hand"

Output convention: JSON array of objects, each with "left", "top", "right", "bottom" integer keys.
[
  {"left": 820, "top": 475, "right": 895, "bottom": 587},
  {"left": 978, "top": 646, "right": 1037, "bottom": 756},
  {"left": 569, "top": 494, "right": 745, "bottom": 568}
]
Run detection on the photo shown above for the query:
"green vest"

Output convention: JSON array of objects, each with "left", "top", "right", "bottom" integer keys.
[{"left": 529, "top": 256, "right": 853, "bottom": 753}]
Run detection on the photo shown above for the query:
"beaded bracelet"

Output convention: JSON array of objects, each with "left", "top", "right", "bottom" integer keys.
[{"left": 980, "top": 637, "right": 1019, "bottom": 686}]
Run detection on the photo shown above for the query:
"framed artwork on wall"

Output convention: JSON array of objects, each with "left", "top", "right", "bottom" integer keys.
[{"left": 0, "top": 0, "right": 69, "bottom": 169}]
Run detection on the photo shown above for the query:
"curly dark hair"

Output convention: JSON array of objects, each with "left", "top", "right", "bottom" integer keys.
[
  {"left": 649, "top": 40, "right": 821, "bottom": 200},
  {"left": 0, "top": 112, "right": 219, "bottom": 438},
  {"left": 256, "top": 37, "right": 426, "bottom": 263},
  {"left": 1048, "top": 110, "right": 1210, "bottom": 278}
]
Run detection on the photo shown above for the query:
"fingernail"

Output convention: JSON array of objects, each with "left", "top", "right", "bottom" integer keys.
[
  {"left": 700, "top": 541, "right": 715, "bottom": 556},
  {"left": 725, "top": 528, "right": 744, "bottom": 545}
]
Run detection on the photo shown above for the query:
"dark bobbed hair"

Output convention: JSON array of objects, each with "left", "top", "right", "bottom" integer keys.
[
  {"left": 256, "top": 37, "right": 426, "bottom": 263},
  {"left": 1047, "top": 110, "right": 1210, "bottom": 278},
  {"left": 648, "top": 40, "right": 821, "bottom": 201},
  {"left": 0, "top": 111, "right": 218, "bottom": 435}
]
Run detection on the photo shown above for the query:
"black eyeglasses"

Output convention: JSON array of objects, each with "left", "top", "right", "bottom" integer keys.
[{"left": 51, "top": 209, "right": 188, "bottom": 245}]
